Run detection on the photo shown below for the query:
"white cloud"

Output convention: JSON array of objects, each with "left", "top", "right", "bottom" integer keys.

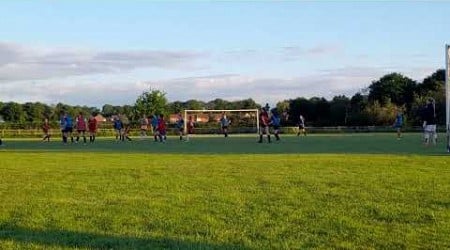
[
  {"left": 0, "top": 41, "right": 206, "bottom": 82},
  {"left": 0, "top": 65, "right": 437, "bottom": 107},
  {"left": 281, "top": 44, "right": 342, "bottom": 61},
  {"left": 0, "top": 41, "right": 440, "bottom": 107}
]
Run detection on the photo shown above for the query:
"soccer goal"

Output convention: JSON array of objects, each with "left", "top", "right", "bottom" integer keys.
[
  {"left": 183, "top": 109, "right": 260, "bottom": 135},
  {"left": 446, "top": 44, "right": 450, "bottom": 152}
]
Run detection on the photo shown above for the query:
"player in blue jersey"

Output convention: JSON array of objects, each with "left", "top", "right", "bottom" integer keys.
[
  {"left": 59, "top": 112, "right": 66, "bottom": 143},
  {"left": 176, "top": 113, "right": 185, "bottom": 141},
  {"left": 151, "top": 114, "right": 159, "bottom": 142},
  {"left": 113, "top": 116, "right": 124, "bottom": 142},
  {"left": 393, "top": 108, "right": 404, "bottom": 139},
  {"left": 64, "top": 112, "right": 74, "bottom": 144},
  {"left": 220, "top": 113, "right": 231, "bottom": 137},
  {"left": 270, "top": 109, "right": 281, "bottom": 141}
]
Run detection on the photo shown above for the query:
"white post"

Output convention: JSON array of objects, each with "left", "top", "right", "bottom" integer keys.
[{"left": 446, "top": 45, "right": 450, "bottom": 151}]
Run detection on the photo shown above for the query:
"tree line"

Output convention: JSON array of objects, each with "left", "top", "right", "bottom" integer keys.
[{"left": 0, "top": 69, "right": 445, "bottom": 128}]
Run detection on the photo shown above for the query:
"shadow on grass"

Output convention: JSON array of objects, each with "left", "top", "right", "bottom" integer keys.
[{"left": 0, "top": 223, "right": 248, "bottom": 250}]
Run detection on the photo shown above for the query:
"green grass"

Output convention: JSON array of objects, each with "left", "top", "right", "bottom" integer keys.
[{"left": 0, "top": 134, "right": 449, "bottom": 249}]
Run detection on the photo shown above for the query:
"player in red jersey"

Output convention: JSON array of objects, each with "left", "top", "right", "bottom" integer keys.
[
  {"left": 157, "top": 114, "right": 167, "bottom": 142},
  {"left": 258, "top": 107, "right": 271, "bottom": 143},
  {"left": 75, "top": 112, "right": 87, "bottom": 144},
  {"left": 186, "top": 115, "right": 195, "bottom": 142},
  {"left": 88, "top": 114, "right": 97, "bottom": 143},
  {"left": 42, "top": 118, "right": 51, "bottom": 142}
]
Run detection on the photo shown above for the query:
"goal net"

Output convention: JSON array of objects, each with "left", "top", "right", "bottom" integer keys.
[{"left": 183, "top": 109, "right": 259, "bottom": 135}]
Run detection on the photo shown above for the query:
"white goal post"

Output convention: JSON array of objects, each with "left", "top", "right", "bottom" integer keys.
[
  {"left": 183, "top": 109, "right": 260, "bottom": 135},
  {"left": 446, "top": 44, "right": 450, "bottom": 152}
]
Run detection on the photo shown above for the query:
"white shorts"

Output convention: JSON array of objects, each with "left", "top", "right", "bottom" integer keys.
[{"left": 425, "top": 125, "right": 436, "bottom": 133}]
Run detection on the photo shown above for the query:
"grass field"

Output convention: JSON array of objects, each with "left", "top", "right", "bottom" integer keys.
[{"left": 0, "top": 133, "right": 449, "bottom": 249}]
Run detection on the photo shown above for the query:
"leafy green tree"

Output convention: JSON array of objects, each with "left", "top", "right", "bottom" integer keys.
[
  {"left": 363, "top": 100, "right": 398, "bottom": 126},
  {"left": 368, "top": 73, "right": 416, "bottom": 107},
  {"left": 167, "top": 101, "right": 184, "bottom": 114},
  {"left": 416, "top": 69, "right": 445, "bottom": 95},
  {"left": 206, "top": 98, "right": 230, "bottom": 110},
  {"left": 1, "top": 102, "right": 26, "bottom": 123},
  {"left": 102, "top": 104, "right": 115, "bottom": 117},
  {"left": 185, "top": 99, "right": 205, "bottom": 110},
  {"left": 235, "top": 98, "right": 260, "bottom": 109},
  {"left": 134, "top": 89, "right": 168, "bottom": 117},
  {"left": 329, "top": 96, "right": 350, "bottom": 125}
]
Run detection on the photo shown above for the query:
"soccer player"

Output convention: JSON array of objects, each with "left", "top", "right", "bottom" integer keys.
[
  {"left": 270, "top": 109, "right": 281, "bottom": 141},
  {"left": 88, "top": 114, "right": 97, "bottom": 143},
  {"left": 113, "top": 116, "right": 124, "bottom": 142},
  {"left": 42, "top": 118, "right": 51, "bottom": 142},
  {"left": 220, "top": 113, "right": 230, "bottom": 137},
  {"left": 157, "top": 114, "right": 167, "bottom": 142},
  {"left": 151, "top": 114, "right": 159, "bottom": 142},
  {"left": 393, "top": 108, "right": 404, "bottom": 140},
  {"left": 59, "top": 112, "right": 67, "bottom": 143},
  {"left": 176, "top": 113, "right": 184, "bottom": 141},
  {"left": 258, "top": 107, "right": 271, "bottom": 143},
  {"left": 186, "top": 115, "right": 195, "bottom": 142},
  {"left": 297, "top": 115, "right": 306, "bottom": 136},
  {"left": 75, "top": 112, "right": 87, "bottom": 144},
  {"left": 139, "top": 115, "right": 149, "bottom": 139},
  {"left": 123, "top": 124, "right": 132, "bottom": 141},
  {"left": 64, "top": 112, "right": 74, "bottom": 144},
  {"left": 423, "top": 98, "right": 437, "bottom": 146}
]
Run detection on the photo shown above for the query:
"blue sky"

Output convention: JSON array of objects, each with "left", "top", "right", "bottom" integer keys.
[{"left": 0, "top": 1, "right": 448, "bottom": 107}]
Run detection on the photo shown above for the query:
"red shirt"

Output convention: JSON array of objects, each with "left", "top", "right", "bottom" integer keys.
[
  {"left": 42, "top": 123, "right": 50, "bottom": 132},
  {"left": 260, "top": 112, "right": 269, "bottom": 126},
  {"left": 77, "top": 115, "right": 87, "bottom": 130},
  {"left": 88, "top": 118, "right": 97, "bottom": 132},
  {"left": 158, "top": 118, "right": 166, "bottom": 131}
]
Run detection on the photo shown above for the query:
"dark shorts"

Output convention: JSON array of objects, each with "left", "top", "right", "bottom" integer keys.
[
  {"left": 273, "top": 125, "right": 280, "bottom": 130},
  {"left": 222, "top": 126, "right": 228, "bottom": 130},
  {"left": 77, "top": 129, "right": 86, "bottom": 133},
  {"left": 178, "top": 127, "right": 184, "bottom": 132},
  {"left": 299, "top": 125, "right": 305, "bottom": 129},
  {"left": 159, "top": 130, "right": 166, "bottom": 135},
  {"left": 394, "top": 124, "right": 403, "bottom": 129},
  {"left": 64, "top": 127, "right": 73, "bottom": 133}
]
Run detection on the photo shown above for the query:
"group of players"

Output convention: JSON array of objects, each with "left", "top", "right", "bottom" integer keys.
[
  {"left": 43, "top": 107, "right": 289, "bottom": 144},
  {"left": 394, "top": 97, "right": 438, "bottom": 146},
  {"left": 0, "top": 99, "right": 436, "bottom": 147},
  {"left": 54, "top": 112, "right": 99, "bottom": 145}
]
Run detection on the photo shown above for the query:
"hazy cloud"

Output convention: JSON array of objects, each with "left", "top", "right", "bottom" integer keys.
[
  {"left": 281, "top": 44, "right": 342, "bottom": 60},
  {"left": 0, "top": 42, "right": 206, "bottom": 82},
  {"left": 0, "top": 65, "right": 436, "bottom": 107}
]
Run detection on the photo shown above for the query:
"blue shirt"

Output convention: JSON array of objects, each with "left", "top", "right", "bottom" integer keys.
[
  {"left": 220, "top": 117, "right": 230, "bottom": 126},
  {"left": 151, "top": 117, "right": 159, "bottom": 128},
  {"left": 395, "top": 114, "right": 403, "bottom": 125},
  {"left": 60, "top": 117, "right": 66, "bottom": 130},
  {"left": 113, "top": 120, "right": 123, "bottom": 130},
  {"left": 271, "top": 116, "right": 281, "bottom": 126},
  {"left": 176, "top": 118, "right": 184, "bottom": 129},
  {"left": 65, "top": 116, "right": 73, "bottom": 128}
]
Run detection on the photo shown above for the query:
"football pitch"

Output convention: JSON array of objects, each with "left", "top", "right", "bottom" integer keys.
[{"left": 0, "top": 133, "right": 449, "bottom": 249}]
